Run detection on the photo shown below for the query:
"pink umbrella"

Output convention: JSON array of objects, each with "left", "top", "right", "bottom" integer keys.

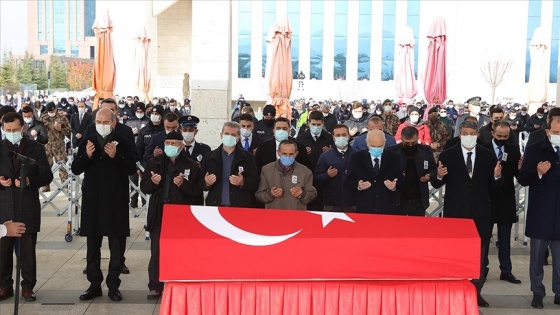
[
  {"left": 134, "top": 25, "right": 151, "bottom": 103},
  {"left": 268, "top": 16, "right": 292, "bottom": 120},
  {"left": 423, "top": 17, "right": 447, "bottom": 120},
  {"left": 396, "top": 26, "right": 418, "bottom": 105}
]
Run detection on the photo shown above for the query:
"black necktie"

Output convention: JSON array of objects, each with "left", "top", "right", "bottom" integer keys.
[
  {"left": 373, "top": 157, "right": 380, "bottom": 174},
  {"left": 467, "top": 152, "right": 473, "bottom": 177},
  {"left": 556, "top": 146, "right": 560, "bottom": 162},
  {"left": 14, "top": 143, "right": 19, "bottom": 151},
  {"left": 314, "top": 135, "right": 319, "bottom": 141},
  {"left": 79, "top": 114, "right": 83, "bottom": 124},
  {"left": 185, "top": 145, "right": 192, "bottom": 157},
  {"left": 497, "top": 146, "right": 503, "bottom": 162},
  {"left": 340, "top": 151, "right": 345, "bottom": 159}
]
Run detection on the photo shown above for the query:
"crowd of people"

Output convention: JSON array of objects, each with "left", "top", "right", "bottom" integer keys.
[{"left": 0, "top": 92, "right": 559, "bottom": 309}]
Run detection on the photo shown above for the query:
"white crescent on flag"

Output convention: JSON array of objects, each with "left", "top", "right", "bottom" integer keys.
[{"left": 190, "top": 206, "right": 355, "bottom": 247}]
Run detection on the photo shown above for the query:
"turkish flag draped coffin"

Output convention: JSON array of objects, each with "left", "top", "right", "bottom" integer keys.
[{"left": 160, "top": 205, "right": 480, "bottom": 282}]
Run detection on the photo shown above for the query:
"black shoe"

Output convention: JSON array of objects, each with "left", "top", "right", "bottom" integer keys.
[
  {"left": 555, "top": 294, "right": 560, "bottom": 305},
  {"left": 108, "top": 289, "right": 122, "bottom": 301},
  {"left": 121, "top": 264, "right": 130, "bottom": 274},
  {"left": 79, "top": 287, "right": 102, "bottom": 301},
  {"left": 500, "top": 273, "right": 522, "bottom": 284},
  {"left": 83, "top": 267, "right": 87, "bottom": 275},
  {"left": 531, "top": 295, "right": 544, "bottom": 309},
  {"left": 477, "top": 294, "right": 489, "bottom": 307}
]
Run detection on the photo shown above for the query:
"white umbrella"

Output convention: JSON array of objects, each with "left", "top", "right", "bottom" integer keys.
[
  {"left": 134, "top": 25, "right": 151, "bottom": 103},
  {"left": 528, "top": 27, "right": 549, "bottom": 104}
]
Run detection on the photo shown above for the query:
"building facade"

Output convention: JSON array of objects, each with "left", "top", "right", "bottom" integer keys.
[{"left": 27, "top": 0, "right": 96, "bottom": 65}]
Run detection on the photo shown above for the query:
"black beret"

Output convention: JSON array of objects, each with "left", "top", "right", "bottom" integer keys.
[
  {"left": 263, "top": 104, "right": 276, "bottom": 116},
  {"left": 152, "top": 105, "right": 165, "bottom": 116},
  {"left": 165, "top": 131, "right": 183, "bottom": 141},
  {"left": 135, "top": 102, "right": 146, "bottom": 112},
  {"left": 46, "top": 102, "right": 56, "bottom": 111}
]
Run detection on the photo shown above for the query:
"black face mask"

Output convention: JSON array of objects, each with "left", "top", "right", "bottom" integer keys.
[
  {"left": 494, "top": 139, "right": 507, "bottom": 147},
  {"left": 403, "top": 144, "right": 418, "bottom": 153}
]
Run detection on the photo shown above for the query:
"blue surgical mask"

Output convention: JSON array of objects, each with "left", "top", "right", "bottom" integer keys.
[
  {"left": 164, "top": 145, "right": 180, "bottom": 158},
  {"left": 4, "top": 130, "right": 23, "bottom": 144},
  {"left": 369, "top": 147, "right": 383, "bottom": 157},
  {"left": 334, "top": 137, "right": 348, "bottom": 148},
  {"left": 279, "top": 156, "right": 295, "bottom": 166},
  {"left": 274, "top": 129, "right": 289, "bottom": 142},
  {"left": 310, "top": 125, "right": 322, "bottom": 136},
  {"left": 222, "top": 135, "right": 237, "bottom": 148}
]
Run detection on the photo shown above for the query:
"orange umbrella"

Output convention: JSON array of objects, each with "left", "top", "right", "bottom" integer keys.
[
  {"left": 268, "top": 16, "right": 292, "bottom": 120},
  {"left": 134, "top": 25, "right": 151, "bottom": 103},
  {"left": 92, "top": 11, "right": 116, "bottom": 110}
]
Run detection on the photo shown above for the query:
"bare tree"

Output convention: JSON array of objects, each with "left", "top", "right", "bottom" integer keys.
[{"left": 480, "top": 59, "right": 513, "bottom": 104}]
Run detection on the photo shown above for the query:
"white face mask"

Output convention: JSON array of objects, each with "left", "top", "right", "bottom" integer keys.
[
  {"left": 550, "top": 134, "right": 560, "bottom": 147},
  {"left": 322, "top": 112, "right": 328, "bottom": 117},
  {"left": 460, "top": 135, "right": 477, "bottom": 149},
  {"left": 240, "top": 128, "right": 252, "bottom": 138},
  {"left": 136, "top": 113, "right": 145, "bottom": 119},
  {"left": 150, "top": 114, "right": 161, "bottom": 123},
  {"left": 78, "top": 108, "right": 86, "bottom": 115},
  {"left": 375, "top": 110, "right": 382, "bottom": 115},
  {"left": 470, "top": 106, "right": 481, "bottom": 115},
  {"left": 23, "top": 117, "right": 33, "bottom": 124},
  {"left": 409, "top": 114, "right": 420, "bottom": 124},
  {"left": 170, "top": 106, "right": 176, "bottom": 111},
  {"left": 48, "top": 112, "right": 56, "bottom": 117},
  {"left": 182, "top": 131, "right": 195, "bottom": 142},
  {"left": 439, "top": 112, "right": 447, "bottom": 118},
  {"left": 96, "top": 124, "right": 112, "bottom": 137},
  {"left": 509, "top": 114, "right": 517, "bottom": 120},
  {"left": 352, "top": 111, "right": 363, "bottom": 119},
  {"left": 118, "top": 104, "right": 125, "bottom": 109}
]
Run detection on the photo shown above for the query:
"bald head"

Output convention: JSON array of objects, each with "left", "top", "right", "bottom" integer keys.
[
  {"left": 366, "top": 129, "right": 385, "bottom": 148},
  {"left": 95, "top": 108, "right": 116, "bottom": 128}
]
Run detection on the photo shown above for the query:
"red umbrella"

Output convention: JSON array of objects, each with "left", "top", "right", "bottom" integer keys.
[
  {"left": 92, "top": 11, "right": 116, "bottom": 110},
  {"left": 268, "top": 16, "right": 292, "bottom": 120},
  {"left": 423, "top": 17, "right": 447, "bottom": 119},
  {"left": 396, "top": 26, "right": 418, "bottom": 104}
]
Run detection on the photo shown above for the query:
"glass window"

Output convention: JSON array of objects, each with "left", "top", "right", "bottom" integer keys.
[
  {"left": 71, "top": 46, "right": 79, "bottom": 57},
  {"left": 40, "top": 45, "right": 48, "bottom": 55},
  {"left": 381, "top": 0, "right": 397, "bottom": 81},
  {"left": 310, "top": 1, "right": 324, "bottom": 80},
  {"left": 358, "top": 0, "right": 372, "bottom": 80},
  {"left": 526, "top": 0, "right": 542, "bottom": 83},
  {"left": 77, "top": 0, "right": 82, "bottom": 40},
  {"left": 334, "top": 1, "right": 348, "bottom": 80},
  {"left": 38, "top": 0, "right": 44, "bottom": 41},
  {"left": 238, "top": 0, "right": 252, "bottom": 78},
  {"left": 84, "top": 0, "right": 96, "bottom": 37},
  {"left": 69, "top": 0, "right": 76, "bottom": 42},
  {"left": 262, "top": 1, "right": 276, "bottom": 76},
  {"left": 90, "top": 46, "right": 95, "bottom": 59},
  {"left": 53, "top": 0, "right": 67, "bottom": 55},
  {"left": 288, "top": 1, "right": 300, "bottom": 79},
  {"left": 46, "top": 0, "right": 51, "bottom": 40},
  {"left": 550, "top": 1, "right": 560, "bottom": 82},
  {"left": 407, "top": 0, "right": 420, "bottom": 78}
]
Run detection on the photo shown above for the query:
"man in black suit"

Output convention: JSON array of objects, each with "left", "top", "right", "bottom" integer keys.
[
  {"left": 254, "top": 117, "right": 311, "bottom": 174},
  {"left": 344, "top": 129, "right": 404, "bottom": 214},
  {"left": 72, "top": 108, "right": 137, "bottom": 302},
  {"left": 296, "top": 110, "right": 334, "bottom": 211},
  {"left": 177, "top": 115, "right": 211, "bottom": 164},
  {"left": 0, "top": 112, "right": 53, "bottom": 301},
  {"left": 432, "top": 120, "right": 503, "bottom": 308},
  {"left": 482, "top": 121, "right": 523, "bottom": 285},
  {"left": 386, "top": 126, "right": 436, "bottom": 216},
  {"left": 479, "top": 107, "right": 518, "bottom": 146},
  {"left": 21, "top": 107, "right": 48, "bottom": 145},
  {"left": 238, "top": 113, "right": 264, "bottom": 155},
  {"left": 144, "top": 113, "right": 180, "bottom": 163},
  {"left": 70, "top": 101, "right": 93, "bottom": 149}
]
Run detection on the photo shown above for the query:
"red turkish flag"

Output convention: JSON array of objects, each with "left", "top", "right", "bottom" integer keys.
[{"left": 160, "top": 205, "right": 480, "bottom": 281}]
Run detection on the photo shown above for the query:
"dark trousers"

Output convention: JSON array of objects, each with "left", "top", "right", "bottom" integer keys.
[
  {"left": 396, "top": 199, "right": 425, "bottom": 216},
  {"left": 473, "top": 240, "right": 490, "bottom": 293},
  {"left": 530, "top": 239, "right": 560, "bottom": 297},
  {"left": 0, "top": 233, "right": 37, "bottom": 290},
  {"left": 496, "top": 223, "right": 513, "bottom": 275},
  {"left": 86, "top": 236, "right": 126, "bottom": 291},
  {"left": 148, "top": 225, "right": 163, "bottom": 291}
]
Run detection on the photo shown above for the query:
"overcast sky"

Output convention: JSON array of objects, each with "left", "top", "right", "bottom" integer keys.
[{"left": 0, "top": 0, "right": 28, "bottom": 59}]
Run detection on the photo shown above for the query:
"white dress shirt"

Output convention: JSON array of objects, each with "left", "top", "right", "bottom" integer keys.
[
  {"left": 0, "top": 224, "right": 6, "bottom": 238},
  {"left": 492, "top": 139, "right": 503, "bottom": 159}
]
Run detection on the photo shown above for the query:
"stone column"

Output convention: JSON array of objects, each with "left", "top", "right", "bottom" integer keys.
[{"left": 190, "top": 0, "right": 232, "bottom": 149}]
